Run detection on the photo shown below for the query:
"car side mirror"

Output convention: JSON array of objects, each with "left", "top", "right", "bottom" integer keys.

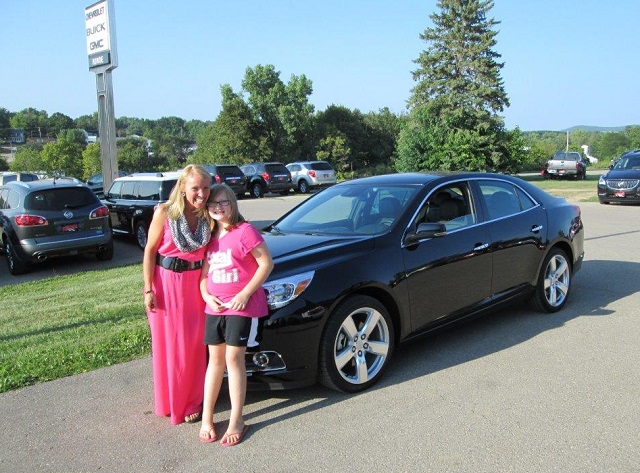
[{"left": 405, "top": 222, "right": 446, "bottom": 245}]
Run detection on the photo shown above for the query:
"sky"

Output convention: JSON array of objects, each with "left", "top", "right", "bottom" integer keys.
[{"left": 2, "top": 0, "right": 639, "bottom": 132}]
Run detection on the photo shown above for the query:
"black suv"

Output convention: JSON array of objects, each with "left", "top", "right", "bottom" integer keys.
[
  {"left": 103, "top": 172, "right": 179, "bottom": 249},
  {"left": 240, "top": 162, "right": 293, "bottom": 198},
  {"left": 0, "top": 178, "right": 113, "bottom": 275},
  {"left": 598, "top": 149, "right": 640, "bottom": 205},
  {"left": 202, "top": 164, "right": 247, "bottom": 198}
]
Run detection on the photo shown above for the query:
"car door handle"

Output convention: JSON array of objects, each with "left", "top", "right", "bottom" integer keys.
[
  {"left": 474, "top": 243, "right": 489, "bottom": 251},
  {"left": 531, "top": 225, "right": 543, "bottom": 233}
]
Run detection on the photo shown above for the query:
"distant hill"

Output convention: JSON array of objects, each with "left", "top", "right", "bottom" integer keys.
[{"left": 563, "top": 125, "right": 633, "bottom": 132}]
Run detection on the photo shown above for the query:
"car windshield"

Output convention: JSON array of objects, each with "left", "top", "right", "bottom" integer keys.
[
  {"left": 270, "top": 183, "right": 418, "bottom": 235},
  {"left": 25, "top": 188, "right": 96, "bottom": 211},
  {"left": 614, "top": 156, "right": 640, "bottom": 170}
]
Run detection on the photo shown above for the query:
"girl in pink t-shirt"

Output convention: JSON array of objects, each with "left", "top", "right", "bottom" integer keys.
[{"left": 198, "top": 184, "right": 273, "bottom": 446}]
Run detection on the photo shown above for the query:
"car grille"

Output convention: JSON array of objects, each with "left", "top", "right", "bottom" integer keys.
[{"left": 606, "top": 179, "right": 639, "bottom": 190}]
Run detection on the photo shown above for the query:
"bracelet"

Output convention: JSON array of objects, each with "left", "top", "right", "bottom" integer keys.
[{"left": 144, "top": 289, "right": 154, "bottom": 295}]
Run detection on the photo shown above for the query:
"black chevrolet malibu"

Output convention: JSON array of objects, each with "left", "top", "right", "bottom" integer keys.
[{"left": 246, "top": 172, "right": 584, "bottom": 393}]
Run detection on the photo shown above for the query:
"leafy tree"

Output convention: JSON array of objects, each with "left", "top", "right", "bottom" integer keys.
[
  {"left": 193, "top": 85, "right": 257, "bottom": 165},
  {"left": 75, "top": 112, "right": 99, "bottom": 134},
  {"left": 48, "top": 113, "right": 75, "bottom": 137},
  {"left": 0, "top": 107, "right": 13, "bottom": 141},
  {"left": 9, "top": 143, "right": 44, "bottom": 172},
  {"left": 117, "top": 137, "right": 149, "bottom": 173},
  {"left": 398, "top": 0, "right": 514, "bottom": 172},
  {"left": 58, "top": 129, "right": 89, "bottom": 145},
  {"left": 10, "top": 108, "right": 49, "bottom": 138},
  {"left": 41, "top": 136, "right": 84, "bottom": 177},
  {"left": 82, "top": 142, "right": 102, "bottom": 179},
  {"left": 317, "top": 133, "right": 351, "bottom": 173}
]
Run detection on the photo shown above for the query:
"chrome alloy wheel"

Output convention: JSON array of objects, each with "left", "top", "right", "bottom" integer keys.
[
  {"left": 543, "top": 252, "right": 570, "bottom": 308},
  {"left": 332, "top": 305, "right": 391, "bottom": 386}
]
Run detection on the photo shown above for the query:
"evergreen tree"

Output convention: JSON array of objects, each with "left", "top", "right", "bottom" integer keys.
[{"left": 397, "top": 0, "right": 524, "bottom": 172}]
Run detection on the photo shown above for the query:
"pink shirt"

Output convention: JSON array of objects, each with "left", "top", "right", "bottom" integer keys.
[{"left": 204, "top": 222, "right": 268, "bottom": 318}]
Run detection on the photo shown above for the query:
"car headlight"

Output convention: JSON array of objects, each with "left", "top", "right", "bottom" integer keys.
[
  {"left": 598, "top": 175, "right": 606, "bottom": 186},
  {"left": 263, "top": 271, "right": 315, "bottom": 309}
]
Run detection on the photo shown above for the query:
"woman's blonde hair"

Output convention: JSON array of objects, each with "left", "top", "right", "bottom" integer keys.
[
  {"left": 208, "top": 183, "right": 246, "bottom": 228},
  {"left": 165, "top": 165, "right": 214, "bottom": 229}
]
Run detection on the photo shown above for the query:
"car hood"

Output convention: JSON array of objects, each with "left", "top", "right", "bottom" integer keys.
[
  {"left": 262, "top": 231, "right": 374, "bottom": 275},
  {"left": 604, "top": 169, "right": 640, "bottom": 179}
]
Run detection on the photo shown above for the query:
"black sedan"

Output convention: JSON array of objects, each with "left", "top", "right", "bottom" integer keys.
[
  {"left": 246, "top": 172, "right": 584, "bottom": 393},
  {"left": 598, "top": 149, "right": 640, "bottom": 204}
]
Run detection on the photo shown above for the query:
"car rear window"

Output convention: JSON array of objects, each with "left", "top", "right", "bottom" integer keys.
[
  {"left": 216, "top": 166, "right": 243, "bottom": 176},
  {"left": 25, "top": 188, "right": 97, "bottom": 211},
  {"left": 265, "top": 164, "right": 289, "bottom": 173},
  {"left": 553, "top": 152, "right": 580, "bottom": 161},
  {"left": 309, "top": 162, "right": 334, "bottom": 171}
]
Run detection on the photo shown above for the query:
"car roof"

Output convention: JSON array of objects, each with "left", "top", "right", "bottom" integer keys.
[
  {"left": 3, "top": 178, "right": 84, "bottom": 191},
  {"left": 115, "top": 172, "right": 181, "bottom": 181}
]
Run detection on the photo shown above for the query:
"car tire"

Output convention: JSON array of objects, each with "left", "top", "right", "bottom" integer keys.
[
  {"left": 4, "top": 238, "right": 30, "bottom": 275},
  {"left": 318, "top": 295, "right": 395, "bottom": 393},
  {"left": 527, "top": 247, "right": 571, "bottom": 313},
  {"left": 298, "top": 180, "right": 309, "bottom": 194},
  {"left": 96, "top": 241, "right": 114, "bottom": 261},
  {"left": 135, "top": 221, "right": 149, "bottom": 250},
  {"left": 251, "top": 183, "right": 264, "bottom": 198}
]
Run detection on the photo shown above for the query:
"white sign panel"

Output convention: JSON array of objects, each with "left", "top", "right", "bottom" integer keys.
[{"left": 85, "top": 0, "right": 117, "bottom": 69}]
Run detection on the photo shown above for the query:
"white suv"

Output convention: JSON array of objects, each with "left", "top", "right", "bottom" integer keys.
[{"left": 286, "top": 161, "right": 336, "bottom": 194}]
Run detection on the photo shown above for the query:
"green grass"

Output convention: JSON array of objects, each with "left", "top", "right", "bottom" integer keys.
[
  {"left": 0, "top": 176, "right": 597, "bottom": 393},
  {"left": 0, "top": 264, "right": 149, "bottom": 393}
]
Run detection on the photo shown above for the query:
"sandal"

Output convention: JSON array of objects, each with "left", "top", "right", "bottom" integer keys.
[
  {"left": 184, "top": 412, "right": 202, "bottom": 424},
  {"left": 199, "top": 426, "right": 218, "bottom": 443}
]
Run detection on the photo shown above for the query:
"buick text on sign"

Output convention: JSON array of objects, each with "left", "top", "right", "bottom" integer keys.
[{"left": 85, "top": 0, "right": 111, "bottom": 65}]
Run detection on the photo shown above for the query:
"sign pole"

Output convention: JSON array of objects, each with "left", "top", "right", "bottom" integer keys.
[{"left": 85, "top": 0, "right": 119, "bottom": 193}]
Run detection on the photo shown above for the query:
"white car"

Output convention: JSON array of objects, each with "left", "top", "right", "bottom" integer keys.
[{"left": 286, "top": 161, "right": 337, "bottom": 194}]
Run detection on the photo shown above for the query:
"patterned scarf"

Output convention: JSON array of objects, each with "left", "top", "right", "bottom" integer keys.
[{"left": 168, "top": 214, "right": 211, "bottom": 253}]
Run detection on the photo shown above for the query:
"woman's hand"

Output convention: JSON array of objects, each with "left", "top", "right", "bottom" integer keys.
[{"left": 144, "top": 291, "right": 156, "bottom": 311}]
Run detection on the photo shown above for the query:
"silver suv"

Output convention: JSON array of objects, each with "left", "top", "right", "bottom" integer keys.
[{"left": 286, "top": 161, "right": 337, "bottom": 194}]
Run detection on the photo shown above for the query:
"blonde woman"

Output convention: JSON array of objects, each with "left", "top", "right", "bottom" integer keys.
[{"left": 143, "top": 165, "right": 214, "bottom": 425}]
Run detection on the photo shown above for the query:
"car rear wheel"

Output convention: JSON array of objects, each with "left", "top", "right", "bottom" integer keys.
[
  {"left": 527, "top": 247, "right": 571, "bottom": 313},
  {"left": 4, "top": 238, "right": 30, "bottom": 275},
  {"left": 96, "top": 241, "right": 114, "bottom": 261},
  {"left": 318, "top": 295, "right": 394, "bottom": 392},
  {"left": 135, "top": 221, "right": 148, "bottom": 250},
  {"left": 298, "top": 180, "right": 309, "bottom": 194},
  {"left": 251, "top": 183, "right": 264, "bottom": 198}
]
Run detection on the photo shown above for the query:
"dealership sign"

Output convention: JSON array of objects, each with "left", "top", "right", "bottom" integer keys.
[{"left": 85, "top": 0, "right": 118, "bottom": 70}]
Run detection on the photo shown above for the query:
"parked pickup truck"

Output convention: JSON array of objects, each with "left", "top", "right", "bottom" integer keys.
[{"left": 543, "top": 151, "right": 587, "bottom": 180}]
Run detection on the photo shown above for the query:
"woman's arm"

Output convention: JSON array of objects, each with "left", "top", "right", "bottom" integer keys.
[{"left": 142, "top": 205, "right": 167, "bottom": 311}]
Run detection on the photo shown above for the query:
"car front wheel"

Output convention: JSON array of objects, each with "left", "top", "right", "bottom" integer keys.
[
  {"left": 318, "top": 295, "right": 394, "bottom": 393},
  {"left": 135, "top": 221, "right": 148, "bottom": 250},
  {"left": 4, "top": 238, "right": 30, "bottom": 275},
  {"left": 528, "top": 247, "right": 571, "bottom": 313}
]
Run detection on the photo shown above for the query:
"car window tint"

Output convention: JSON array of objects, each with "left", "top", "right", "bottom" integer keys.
[
  {"left": 478, "top": 180, "right": 522, "bottom": 220},
  {"left": 106, "top": 180, "right": 123, "bottom": 198},
  {"left": 138, "top": 181, "right": 161, "bottom": 200},
  {"left": 121, "top": 181, "right": 137, "bottom": 199},
  {"left": 418, "top": 183, "right": 476, "bottom": 230},
  {"left": 0, "top": 189, "right": 7, "bottom": 209},
  {"left": 514, "top": 187, "right": 536, "bottom": 211},
  {"left": 161, "top": 180, "right": 177, "bottom": 200},
  {"left": 310, "top": 162, "right": 333, "bottom": 171},
  {"left": 26, "top": 188, "right": 95, "bottom": 211}
]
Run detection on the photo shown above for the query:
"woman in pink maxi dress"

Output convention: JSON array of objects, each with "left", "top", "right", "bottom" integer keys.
[{"left": 142, "top": 165, "right": 214, "bottom": 425}]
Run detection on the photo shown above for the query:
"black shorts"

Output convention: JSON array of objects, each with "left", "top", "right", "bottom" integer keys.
[{"left": 204, "top": 315, "right": 262, "bottom": 347}]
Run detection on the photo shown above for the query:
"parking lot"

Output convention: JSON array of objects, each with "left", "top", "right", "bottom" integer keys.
[{"left": 1, "top": 198, "right": 639, "bottom": 472}]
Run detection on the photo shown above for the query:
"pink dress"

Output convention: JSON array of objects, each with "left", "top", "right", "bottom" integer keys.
[{"left": 147, "top": 219, "right": 207, "bottom": 425}]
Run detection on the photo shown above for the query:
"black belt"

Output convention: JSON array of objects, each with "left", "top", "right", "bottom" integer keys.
[{"left": 156, "top": 254, "right": 203, "bottom": 273}]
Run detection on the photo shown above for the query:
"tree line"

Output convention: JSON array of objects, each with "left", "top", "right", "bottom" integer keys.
[{"left": 2, "top": 1, "right": 639, "bottom": 180}]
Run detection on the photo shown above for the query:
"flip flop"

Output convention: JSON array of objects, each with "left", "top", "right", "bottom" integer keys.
[
  {"left": 220, "top": 425, "right": 250, "bottom": 447},
  {"left": 199, "top": 426, "right": 218, "bottom": 443}
]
